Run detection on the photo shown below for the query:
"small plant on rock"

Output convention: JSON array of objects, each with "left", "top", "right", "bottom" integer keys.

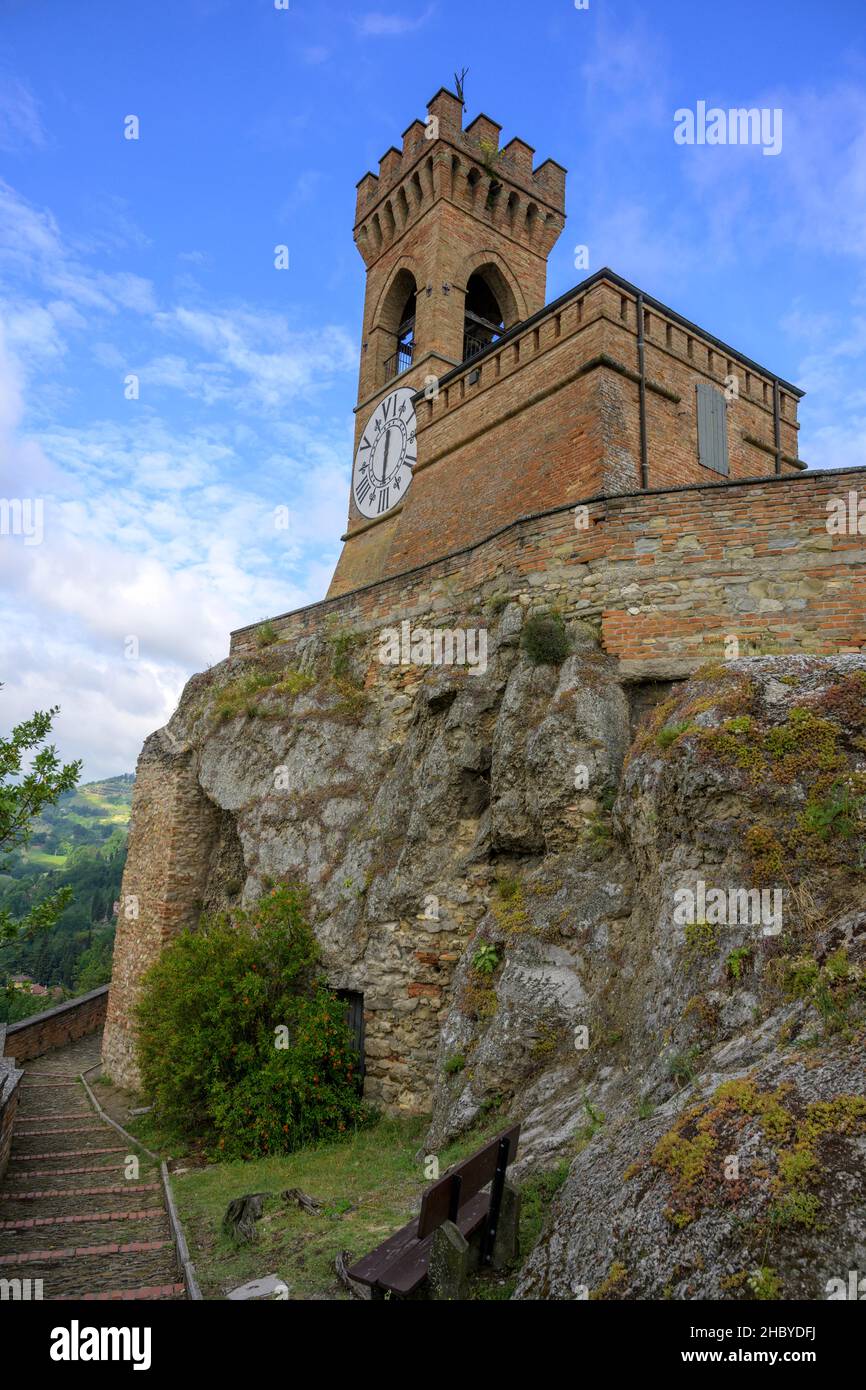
[
  {"left": 667, "top": 1045, "right": 701, "bottom": 1089},
  {"left": 726, "top": 945, "right": 753, "bottom": 981},
  {"left": 472, "top": 941, "right": 501, "bottom": 976},
  {"left": 520, "top": 610, "right": 571, "bottom": 665},
  {"left": 748, "top": 1266, "right": 782, "bottom": 1300}
]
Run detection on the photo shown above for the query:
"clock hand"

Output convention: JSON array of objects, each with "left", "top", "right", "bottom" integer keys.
[{"left": 382, "top": 426, "right": 391, "bottom": 480}]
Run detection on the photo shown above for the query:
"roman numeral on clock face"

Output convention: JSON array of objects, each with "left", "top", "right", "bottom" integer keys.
[
  {"left": 355, "top": 477, "right": 371, "bottom": 504},
  {"left": 377, "top": 487, "right": 391, "bottom": 513}
]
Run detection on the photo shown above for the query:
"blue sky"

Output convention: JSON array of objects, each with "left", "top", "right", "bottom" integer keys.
[{"left": 1, "top": 0, "right": 864, "bottom": 780}]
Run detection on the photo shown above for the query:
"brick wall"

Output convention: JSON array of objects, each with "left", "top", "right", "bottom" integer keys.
[
  {"left": 237, "top": 467, "right": 866, "bottom": 673},
  {"left": 4, "top": 987, "right": 109, "bottom": 1065},
  {"left": 330, "top": 274, "right": 804, "bottom": 597}
]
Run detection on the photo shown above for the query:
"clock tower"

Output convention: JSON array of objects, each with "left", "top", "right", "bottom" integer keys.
[{"left": 328, "top": 87, "right": 567, "bottom": 597}]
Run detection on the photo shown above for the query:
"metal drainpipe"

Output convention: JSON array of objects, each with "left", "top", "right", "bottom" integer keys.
[
  {"left": 773, "top": 378, "right": 783, "bottom": 475},
  {"left": 636, "top": 292, "right": 650, "bottom": 489}
]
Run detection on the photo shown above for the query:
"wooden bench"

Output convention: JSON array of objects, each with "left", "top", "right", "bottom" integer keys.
[{"left": 347, "top": 1124, "right": 520, "bottom": 1299}]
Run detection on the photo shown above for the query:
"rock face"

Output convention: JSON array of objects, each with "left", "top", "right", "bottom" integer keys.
[
  {"left": 103, "top": 606, "right": 866, "bottom": 1298},
  {"left": 509, "top": 654, "right": 866, "bottom": 1300},
  {"left": 105, "top": 603, "right": 633, "bottom": 1110}
]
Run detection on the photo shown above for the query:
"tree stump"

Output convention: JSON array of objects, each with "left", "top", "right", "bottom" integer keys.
[
  {"left": 222, "top": 1193, "right": 271, "bottom": 1243},
  {"left": 222, "top": 1188, "right": 324, "bottom": 1244}
]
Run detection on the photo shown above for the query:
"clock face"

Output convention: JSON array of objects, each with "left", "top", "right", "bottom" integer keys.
[{"left": 352, "top": 387, "right": 417, "bottom": 519}]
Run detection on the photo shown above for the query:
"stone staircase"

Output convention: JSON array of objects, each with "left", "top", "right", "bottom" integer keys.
[{"left": 0, "top": 1032, "right": 184, "bottom": 1300}]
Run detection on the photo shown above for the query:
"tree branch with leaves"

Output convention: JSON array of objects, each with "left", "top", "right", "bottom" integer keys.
[{"left": 0, "top": 688, "right": 82, "bottom": 942}]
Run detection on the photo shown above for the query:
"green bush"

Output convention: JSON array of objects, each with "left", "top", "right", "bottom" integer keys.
[
  {"left": 135, "top": 885, "right": 369, "bottom": 1158},
  {"left": 520, "top": 611, "right": 571, "bottom": 665}
]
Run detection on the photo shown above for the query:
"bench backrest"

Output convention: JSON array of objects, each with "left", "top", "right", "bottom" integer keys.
[{"left": 417, "top": 1124, "right": 520, "bottom": 1239}]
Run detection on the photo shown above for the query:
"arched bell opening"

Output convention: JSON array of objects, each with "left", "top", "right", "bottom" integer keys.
[
  {"left": 379, "top": 268, "right": 418, "bottom": 383},
  {"left": 462, "top": 265, "right": 517, "bottom": 361}
]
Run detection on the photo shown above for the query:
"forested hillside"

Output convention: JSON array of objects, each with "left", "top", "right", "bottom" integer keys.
[{"left": 0, "top": 774, "right": 132, "bottom": 1022}]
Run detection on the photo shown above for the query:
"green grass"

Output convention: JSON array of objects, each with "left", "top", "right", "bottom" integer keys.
[
  {"left": 213, "top": 666, "right": 315, "bottom": 722},
  {"left": 118, "top": 1105, "right": 193, "bottom": 1157},
  {"left": 170, "top": 1112, "right": 563, "bottom": 1301}
]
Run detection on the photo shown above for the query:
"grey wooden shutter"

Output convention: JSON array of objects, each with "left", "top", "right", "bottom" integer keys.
[{"left": 696, "top": 383, "right": 730, "bottom": 475}]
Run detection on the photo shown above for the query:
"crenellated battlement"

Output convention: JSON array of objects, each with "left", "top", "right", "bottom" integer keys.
[{"left": 353, "top": 87, "right": 567, "bottom": 269}]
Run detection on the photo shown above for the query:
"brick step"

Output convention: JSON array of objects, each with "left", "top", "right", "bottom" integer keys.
[
  {"left": 0, "top": 1218, "right": 173, "bottom": 1260},
  {"left": 8, "top": 1145, "right": 128, "bottom": 1164},
  {"left": 2, "top": 1160, "right": 157, "bottom": 1188},
  {"left": 20, "top": 1072, "right": 80, "bottom": 1080},
  {"left": 54, "top": 1282, "right": 186, "bottom": 1302},
  {"left": 0, "top": 1205, "right": 166, "bottom": 1233},
  {"left": 15, "top": 1102, "right": 91, "bottom": 1123},
  {"left": 14, "top": 1125, "right": 106, "bottom": 1139},
  {"left": 11, "top": 1130, "right": 116, "bottom": 1156},
  {"left": 0, "top": 1184, "right": 162, "bottom": 1220},
  {"left": 13, "top": 1112, "right": 92, "bottom": 1124},
  {"left": 1, "top": 1244, "right": 181, "bottom": 1298},
  {"left": 19, "top": 1082, "right": 82, "bottom": 1090},
  {"left": 0, "top": 1210, "right": 169, "bottom": 1255}
]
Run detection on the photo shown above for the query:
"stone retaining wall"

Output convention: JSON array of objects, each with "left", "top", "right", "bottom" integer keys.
[{"left": 0, "top": 1026, "right": 23, "bottom": 1184}]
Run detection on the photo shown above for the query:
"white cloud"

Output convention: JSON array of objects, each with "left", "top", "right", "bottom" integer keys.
[
  {"left": 0, "top": 622, "right": 185, "bottom": 782},
  {"left": 0, "top": 181, "right": 158, "bottom": 316},
  {"left": 0, "top": 174, "right": 357, "bottom": 778},
  {"left": 152, "top": 305, "right": 356, "bottom": 409},
  {"left": 0, "top": 78, "right": 45, "bottom": 153},
  {"left": 579, "top": 15, "right": 672, "bottom": 133},
  {"left": 0, "top": 318, "right": 60, "bottom": 494},
  {"left": 177, "top": 249, "right": 212, "bottom": 267},
  {"left": 356, "top": 7, "right": 434, "bottom": 37}
]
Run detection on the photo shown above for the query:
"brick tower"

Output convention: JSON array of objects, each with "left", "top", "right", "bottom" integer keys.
[
  {"left": 326, "top": 90, "right": 803, "bottom": 602},
  {"left": 327, "top": 88, "right": 567, "bottom": 596}
]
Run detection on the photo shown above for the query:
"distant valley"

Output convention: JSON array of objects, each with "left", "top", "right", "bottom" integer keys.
[{"left": 0, "top": 774, "right": 133, "bottom": 1022}]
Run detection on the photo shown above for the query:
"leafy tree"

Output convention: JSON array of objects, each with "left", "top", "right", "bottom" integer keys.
[
  {"left": 0, "top": 692, "right": 82, "bottom": 941},
  {"left": 73, "top": 935, "right": 115, "bottom": 992},
  {"left": 0, "top": 985, "right": 52, "bottom": 1025}
]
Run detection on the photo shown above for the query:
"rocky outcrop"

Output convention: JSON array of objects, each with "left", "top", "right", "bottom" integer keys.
[
  {"left": 103, "top": 601, "right": 866, "bottom": 1298},
  {"left": 508, "top": 654, "right": 866, "bottom": 1299}
]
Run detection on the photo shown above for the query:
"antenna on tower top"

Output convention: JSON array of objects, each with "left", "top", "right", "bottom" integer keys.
[{"left": 454, "top": 67, "right": 469, "bottom": 110}]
